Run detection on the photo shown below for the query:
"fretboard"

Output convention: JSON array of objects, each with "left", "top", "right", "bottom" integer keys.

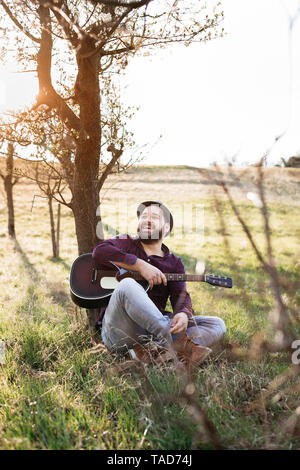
[
  {"left": 96, "top": 269, "right": 232, "bottom": 288},
  {"left": 130, "top": 272, "right": 204, "bottom": 282},
  {"left": 97, "top": 270, "right": 203, "bottom": 282}
]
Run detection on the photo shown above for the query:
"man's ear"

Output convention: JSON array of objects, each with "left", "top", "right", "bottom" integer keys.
[{"left": 163, "top": 222, "right": 170, "bottom": 237}]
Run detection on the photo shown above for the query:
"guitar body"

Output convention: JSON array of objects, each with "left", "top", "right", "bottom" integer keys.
[{"left": 69, "top": 253, "right": 149, "bottom": 309}]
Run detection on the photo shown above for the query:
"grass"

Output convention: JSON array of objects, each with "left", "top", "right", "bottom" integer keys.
[{"left": 0, "top": 165, "right": 300, "bottom": 449}]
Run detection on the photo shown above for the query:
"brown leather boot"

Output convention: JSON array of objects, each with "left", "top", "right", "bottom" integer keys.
[
  {"left": 128, "top": 344, "right": 153, "bottom": 365},
  {"left": 128, "top": 343, "right": 174, "bottom": 365},
  {"left": 173, "top": 332, "right": 212, "bottom": 366}
]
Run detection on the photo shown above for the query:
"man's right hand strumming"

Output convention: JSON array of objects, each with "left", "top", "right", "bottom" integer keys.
[
  {"left": 113, "top": 258, "right": 167, "bottom": 290},
  {"left": 136, "top": 259, "right": 167, "bottom": 290}
]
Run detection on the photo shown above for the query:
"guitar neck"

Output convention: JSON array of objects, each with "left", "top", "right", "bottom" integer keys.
[
  {"left": 97, "top": 269, "right": 232, "bottom": 288},
  {"left": 131, "top": 272, "right": 204, "bottom": 282},
  {"left": 130, "top": 271, "right": 232, "bottom": 288}
]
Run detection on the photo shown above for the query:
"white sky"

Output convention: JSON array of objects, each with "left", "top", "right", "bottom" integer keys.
[
  {"left": 122, "top": 0, "right": 300, "bottom": 166},
  {"left": 1, "top": 0, "right": 300, "bottom": 167}
]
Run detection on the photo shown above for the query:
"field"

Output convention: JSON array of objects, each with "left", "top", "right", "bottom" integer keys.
[{"left": 0, "top": 164, "right": 300, "bottom": 449}]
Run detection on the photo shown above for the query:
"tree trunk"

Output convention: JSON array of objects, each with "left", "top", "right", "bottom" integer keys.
[
  {"left": 72, "top": 42, "right": 102, "bottom": 255},
  {"left": 48, "top": 196, "right": 57, "bottom": 257},
  {"left": 56, "top": 203, "right": 61, "bottom": 258},
  {"left": 4, "top": 143, "right": 16, "bottom": 239},
  {"left": 72, "top": 42, "right": 104, "bottom": 334},
  {"left": 5, "top": 180, "right": 15, "bottom": 238}
]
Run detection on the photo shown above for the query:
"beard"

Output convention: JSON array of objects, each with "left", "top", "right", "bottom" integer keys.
[{"left": 137, "top": 226, "right": 164, "bottom": 244}]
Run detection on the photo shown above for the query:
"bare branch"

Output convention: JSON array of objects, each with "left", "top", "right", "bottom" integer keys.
[
  {"left": 35, "top": 4, "right": 80, "bottom": 131},
  {"left": 90, "top": 0, "right": 153, "bottom": 8},
  {"left": 47, "top": 0, "right": 81, "bottom": 46},
  {"left": 217, "top": 168, "right": 269, "bottom": 271},
  {"left": 98, "top": 143, "right": 123, "bottom": 189},
  {"left": 52, "top": 190, "right": 72, "bottom": 208},
  {"left": 215, "top": 162, "right": 295, "bottom": 347},
  {"left": 0, "top": 0, "right": 41, "bottom": 43},
  {"left": 102, "top": 45, "right": 134, "bottom": 55},
  {"left": 79, "top": 6, "right": 133, "bottom": 58}
]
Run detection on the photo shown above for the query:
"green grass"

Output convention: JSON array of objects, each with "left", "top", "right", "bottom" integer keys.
[{"left": 0, "top": 166, "right": 300, "bottom": 449}]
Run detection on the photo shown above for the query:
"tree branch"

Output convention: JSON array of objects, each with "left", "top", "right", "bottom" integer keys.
[
  {"left": 90, "top": 0, "right": 153, "bottom": 8},
  {"left": 79, "top": 6, "right": 133, "bottom": 59},
  {"left": 102, "top": 45, "right": 134, "bottom": 55},
  {"left": 47, "top": 0, "right": 81, "bottom": 47},
  {"left": 0, "top": 0, "right": 41, "bottom": 43},
  {"left": 98, "top": 143, "right": 123, "bottom": 189},
  {"left": 35, "top": 4, "right": 80, "bottom": 132}
]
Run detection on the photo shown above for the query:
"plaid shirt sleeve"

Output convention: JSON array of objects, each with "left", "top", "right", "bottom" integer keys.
[
  {"left": 169, "top": 258, "right": 194, "bottom": 319},
  {"left": 92, "top": 236, "right": 137, "bottom": 267}
]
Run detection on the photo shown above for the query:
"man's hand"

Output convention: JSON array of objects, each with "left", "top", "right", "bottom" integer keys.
[
  {"left": 170, "top": 312, "right": 188, "bottom": 334},
  {"left": 137, "top": 259, "right": 167, "bottom": 290}
]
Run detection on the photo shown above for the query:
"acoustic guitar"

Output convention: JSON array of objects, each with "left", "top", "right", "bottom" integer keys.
[{"left": 70, "top": 253, "right": 233, "bottom": 309}]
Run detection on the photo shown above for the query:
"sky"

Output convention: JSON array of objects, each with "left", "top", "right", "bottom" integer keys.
[
  {"left": 121, "top": 0, "right": 300, "bottom": 167},
  {"left": 0, "top": 0, "right": 300, "bottom": 167}
]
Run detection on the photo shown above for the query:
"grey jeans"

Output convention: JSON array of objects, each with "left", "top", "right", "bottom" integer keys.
[{"left": 101, "top": 278, "right": 226, "bottom": 354}]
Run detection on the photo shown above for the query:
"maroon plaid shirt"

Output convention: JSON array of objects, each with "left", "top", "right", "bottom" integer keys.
[{"left": 92, "top": 234, "right": 194, "bottom": 323}]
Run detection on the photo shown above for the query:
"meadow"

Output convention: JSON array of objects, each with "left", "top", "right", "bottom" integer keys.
[{"left": 0, "top": 164, "right": 299, "bottom": 449}]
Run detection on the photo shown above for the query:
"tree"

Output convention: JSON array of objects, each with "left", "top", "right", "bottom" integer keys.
[
  {"left": 0, "top": 142, "right": 19, "bottom": 238},
  {"left": 0, "top": 79, "right": 139, "bottom": 242},
  {"left": 281, "top": 156, "right": 300, "bottom": 168},
  {"left": 0, "top": 0, "right": 224, "bottom": 253},
  {"left": 31, "top": 162, "right": 64, "bottom": 258}
]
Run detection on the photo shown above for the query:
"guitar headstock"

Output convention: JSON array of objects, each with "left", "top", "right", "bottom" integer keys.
[{"left": 205, "top": 274, "right": 233, "bottom": 288}]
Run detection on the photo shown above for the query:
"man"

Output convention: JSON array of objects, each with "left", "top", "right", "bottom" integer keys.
[{"left": 92, "top": 200, "right": 226, "bottom": 367}]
